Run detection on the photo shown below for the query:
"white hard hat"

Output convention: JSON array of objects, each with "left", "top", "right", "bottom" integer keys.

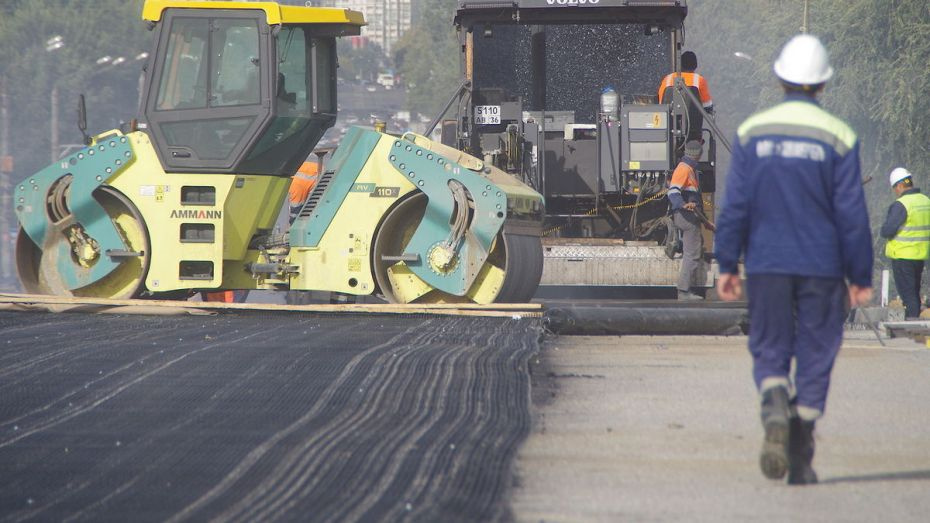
[
  {"left": 773, "top": 34, "right": 834, "bottom": 85},
  {"left": 889, "top": 167, "right": 913, "bottom": 186}
]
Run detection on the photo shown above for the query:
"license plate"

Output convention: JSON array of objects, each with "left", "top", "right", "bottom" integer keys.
[{"left": 474, "top": 105, "right": 502, "bottom": 125}]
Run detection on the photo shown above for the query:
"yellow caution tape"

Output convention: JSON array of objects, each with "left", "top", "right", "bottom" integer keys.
[{"left": 543, "top": 190, "right": 669, "bottom": 237}]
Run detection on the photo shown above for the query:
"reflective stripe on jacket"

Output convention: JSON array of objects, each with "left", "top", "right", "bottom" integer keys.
[
  {"left": 289, "top": 162, "right": 320, "bottom": 206},
  {"left": 658, "top": 72, "right": 713, "bottom": 108},
  {"left": 667, "top": 157, "right": 701, "bottom": 212},
  {"left": 886, "top": 192, "right": 930, "bottom": 260}
]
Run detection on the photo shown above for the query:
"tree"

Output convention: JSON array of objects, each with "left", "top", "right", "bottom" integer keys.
[
  {"left": 0, "top": 0, "right": 149, "bottom": 178},
  {"left": 393, "top": 0, "right": 460, "bottom": 116},
  {"left": 337, "top": 39, "right": 387, "bottom": 83}
]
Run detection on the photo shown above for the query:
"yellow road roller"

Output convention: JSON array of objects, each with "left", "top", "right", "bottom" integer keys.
[{"left": 13, "top": 0, "right": 544, "bottom": 304}]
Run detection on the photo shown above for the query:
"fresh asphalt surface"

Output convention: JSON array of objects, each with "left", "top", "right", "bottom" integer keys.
[{"left": 0, "top": 311, "right": 539, "bottom": 522}]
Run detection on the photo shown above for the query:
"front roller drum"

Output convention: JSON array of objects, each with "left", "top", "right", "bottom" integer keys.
[
  {"left": 372, "top": 194, "right": 543, "bottom": 304},
  {"left": 16, "top": 186, "right": 151, "bottom": 299}
]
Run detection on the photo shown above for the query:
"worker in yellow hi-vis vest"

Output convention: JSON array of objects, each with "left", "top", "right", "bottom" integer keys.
[{"left": 881, "top": 167, "right": 930, "bottom": 320}]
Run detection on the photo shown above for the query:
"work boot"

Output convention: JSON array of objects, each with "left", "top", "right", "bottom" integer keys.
[
  {"left": 677, "top": 290, "right": 703, "bottom": 301},
  {"left": 787, "top": 417, "right": 818, "bottom": 485},
  {"left": 759, "top": 386, "right": 790, "bottom": 480}
]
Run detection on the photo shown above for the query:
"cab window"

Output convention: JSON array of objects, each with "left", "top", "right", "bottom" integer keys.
[
  {"left": 214, "top": 19, "right": 261, "bottom": 107},
  {"left": 157, "top": 17, "right": 261, "bottom": 110},
  {"left": 240, "top": 28, "right": 338, "bottom": 173},
  {"left": 157, "top": 18, "right": 209, "bottom": 110},
  {"left": 277, "top": 26, "right": 309, "bottom": 115},
  {"left": 312, "top": 37, "right": 336, "bottom": 114}
]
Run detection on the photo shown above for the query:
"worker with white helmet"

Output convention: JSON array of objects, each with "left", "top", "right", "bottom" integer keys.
[
  {"left": 880, "top": 167, "right": 930, "bottom": 320},
  {"left": 714, "top": 34, "right": 873, "bottom": 485}
]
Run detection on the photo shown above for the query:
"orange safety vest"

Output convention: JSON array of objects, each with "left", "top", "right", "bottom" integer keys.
[
  {"left": 202, "top": 290, "right": 249, "bottom": 303},
  {"left": 289, "top": 161, "right": 320, "bottom": 206},
  {"left": 658, "top": 72, "right": 713, "bottom": 108},
  {"left": 203, "top": 291, "right": 236, "bottom": 303},
  {"left": 669, "top": 160, "right": 700, "bottom": 194}
]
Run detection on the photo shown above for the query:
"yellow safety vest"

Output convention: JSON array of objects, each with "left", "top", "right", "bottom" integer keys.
[{"left": 886, "top": 192, "right": 930, "bottom": 260}]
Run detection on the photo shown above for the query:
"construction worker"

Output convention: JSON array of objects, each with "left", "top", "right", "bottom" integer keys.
[
  {"left": 668, "top": 140, "right": 706, "bottom": 300},
  {"left": 881, "top": 167, "right": 930, "bottom": 320},
  {"left": 658, "top": 51, "right": 713, "bottom": 111},
  {"left": 285, "top": 160, "right": 322, "bottom": 305},
  {"left": 659, "top": 51, "right": 714, "bottom": 144},
  {"left": 289, "top": 161, "right": 320, "bottom": 224},
  {"left": 714, "top": 35, "right": 873, "bottom": 485}
]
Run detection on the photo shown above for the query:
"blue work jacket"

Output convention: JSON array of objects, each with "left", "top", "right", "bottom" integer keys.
[{"left": 714, "top": 94, "right": 873, "bottom": 287}]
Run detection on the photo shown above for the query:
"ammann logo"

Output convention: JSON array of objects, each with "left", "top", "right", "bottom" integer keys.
[{"left": 170, "top": 209, "right": 222, "bottom": 220}]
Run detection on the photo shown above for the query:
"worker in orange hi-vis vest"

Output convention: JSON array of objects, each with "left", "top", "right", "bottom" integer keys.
[
  {"left": 659, "top": 51, "right": 713, "bottom": 143},
  {"left": 289, "top": 161, "right": 320, "bottom": 224},
  {"left": 658, "top": 51, "right": 714, "bottom": 110},
  {"left": 667, "top": 140, "right": 707, "bottom": 301}
]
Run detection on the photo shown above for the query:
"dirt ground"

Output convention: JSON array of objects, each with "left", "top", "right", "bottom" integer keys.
[{"left": 511, "top": 332, "right": 930, "bottom": 522}]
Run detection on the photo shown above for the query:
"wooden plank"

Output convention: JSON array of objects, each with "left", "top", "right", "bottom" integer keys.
[{"left": 0, "top": 293, "right": 543, "bottom": 318}]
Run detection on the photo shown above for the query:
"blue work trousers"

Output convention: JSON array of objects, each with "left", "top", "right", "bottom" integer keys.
[
  {"left": 891, "top": 258, "right": 924, "bottom": 319},
  {"left": 747, "top": 275, "right": 846, "bottom": 415}
]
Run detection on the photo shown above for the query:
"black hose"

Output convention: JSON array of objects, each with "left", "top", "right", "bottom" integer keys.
[{"left": 544, "top": 304, "right": 749, "bottom": 336}]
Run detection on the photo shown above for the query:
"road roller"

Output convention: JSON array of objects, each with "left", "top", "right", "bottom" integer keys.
[{"left": 13, "top": 0, "right": 544, "bottom": 304}]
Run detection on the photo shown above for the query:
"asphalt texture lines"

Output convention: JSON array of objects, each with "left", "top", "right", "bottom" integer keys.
[{"left": 0, "top": 311, "right": 541, "bottom": 522}]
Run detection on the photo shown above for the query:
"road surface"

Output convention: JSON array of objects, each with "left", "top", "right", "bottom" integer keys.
[{"left": 512, "top": 332, "right": 930, "bottom": 522}]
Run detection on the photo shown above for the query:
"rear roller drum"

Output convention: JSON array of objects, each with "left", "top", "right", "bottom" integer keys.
[
  {"left": 372, "top": 194, "right": 542, "bottom": 304},
  {"left": 491, "top": 232, "right": 544, "bottom": 304}
]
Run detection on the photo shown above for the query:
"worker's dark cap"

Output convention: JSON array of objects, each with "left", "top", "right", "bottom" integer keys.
[
  {"left": 685, "top": 140, "right": 703, "bottom": 158},
  {"left": 681, "top": 51, "right": 697, "bottom": 71}
]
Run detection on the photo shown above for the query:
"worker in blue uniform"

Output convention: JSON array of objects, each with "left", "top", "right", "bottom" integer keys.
[
  {"left": 880, "top": 167, "right": 930, "bottom": 320},
  {"left": 714, "top": 34, "right": 873, "bottom": 485}
]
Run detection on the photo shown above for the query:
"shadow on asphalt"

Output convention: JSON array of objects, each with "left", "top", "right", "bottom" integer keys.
[{"left": 820, "top": 469, "right": 930, "bottom": 484}]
